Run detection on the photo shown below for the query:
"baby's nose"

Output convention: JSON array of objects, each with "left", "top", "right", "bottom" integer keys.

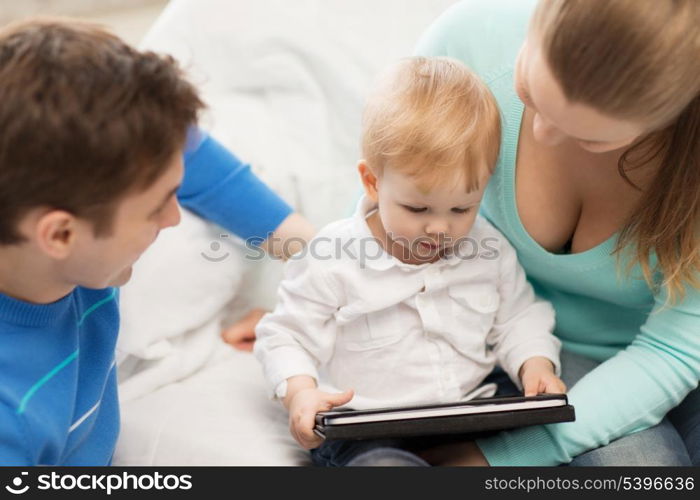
[{"left": 425, "top": 220, "right": 448, "bottom": 237}]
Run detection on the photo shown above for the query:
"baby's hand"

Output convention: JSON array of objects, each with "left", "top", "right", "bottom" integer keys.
[
  {"left": 518, "top": 356, "right": 567, "bottom": 397},
  {"left": 287, "top": 388, "right": 354, "bottom": 449}
]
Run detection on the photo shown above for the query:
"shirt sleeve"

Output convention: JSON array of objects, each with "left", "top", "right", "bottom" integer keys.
[
  {"left": 478, "top": 283, "right": 700, "bottom": 466},
  {"left": 486, "top": 236, "right": 560, "bottom": 389},
  {"left": 253, "top": 249, "right": 342, "bottom": 398},
  {"left": 0, "top": 403, "right": 32, "bottom": 465},
  {"left": 177, "top": 127, "right": 293, "bottom": 243}
]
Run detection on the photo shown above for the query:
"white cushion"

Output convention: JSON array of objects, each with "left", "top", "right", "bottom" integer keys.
[
  {"left": 114, "top": 348, "right": 309, "bottom": 466},
  {"left": 117, "top": 208, "right": 247, "bottom": 363}
]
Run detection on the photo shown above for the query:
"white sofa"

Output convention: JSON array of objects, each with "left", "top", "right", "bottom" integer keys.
[{"left": 113, "top": 0, "right": 456, "bottom": 465}]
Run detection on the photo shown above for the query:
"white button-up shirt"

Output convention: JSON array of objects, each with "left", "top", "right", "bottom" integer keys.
[{"left": 255, "top": 197, "right": 560, "bottom": 409}]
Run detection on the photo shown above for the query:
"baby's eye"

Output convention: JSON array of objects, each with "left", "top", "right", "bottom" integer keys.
[
  {"left": 402, "top": 205, "right": 427, "bottom": 213},
  {"left": 452, "top": 207, "right": 471, "bottom": 214}
]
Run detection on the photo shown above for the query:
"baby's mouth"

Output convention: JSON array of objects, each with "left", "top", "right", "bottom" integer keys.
[{"left": 418, "top": 241, "right": 442, "bottom": 253}]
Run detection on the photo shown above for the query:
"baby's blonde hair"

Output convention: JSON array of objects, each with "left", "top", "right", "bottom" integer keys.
[{"left": 361, "top": 56, "right": 501, "bottom": 193}]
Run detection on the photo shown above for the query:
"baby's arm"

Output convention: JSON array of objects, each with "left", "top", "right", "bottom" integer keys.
[
  {"left": 486, "top": 237, "right": 563, "bottom": 394},
  {"left": 254, "top": 248, "right": 353, "bottom": 447}
]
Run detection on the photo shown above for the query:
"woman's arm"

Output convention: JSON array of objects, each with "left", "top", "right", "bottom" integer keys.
[{"left": 477, "top": 284, "right": 700, "bottom": 466}]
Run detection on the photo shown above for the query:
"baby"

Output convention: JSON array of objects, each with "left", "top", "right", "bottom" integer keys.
[{"left": 254, "top": 57, "right": 565, "bottom": 462}]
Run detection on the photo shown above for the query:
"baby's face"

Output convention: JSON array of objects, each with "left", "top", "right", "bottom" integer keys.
[{"left": 373, "top": 167, "right": 489, "bottom": 263}]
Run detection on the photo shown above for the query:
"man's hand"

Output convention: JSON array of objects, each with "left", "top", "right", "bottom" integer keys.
[
  {"left": 220, "top": 308, "right": 267, "bottom": 351},
  {"left": 286, "top": 385, "right": 354, "bottom": 450},
  {"left": 259, "top": 213, "right": 316, "bottom": 260},
  {"left": 519, "top": 356, "right": 567, "bottom": 397}
]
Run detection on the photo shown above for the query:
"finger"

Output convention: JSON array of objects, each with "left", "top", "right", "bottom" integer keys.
[
  {"left": 302, "top": 432, "right": 323, "bottom": 450},
  {"left": 522, "top": 377, "right": 538, "bottom": 397},
  {"left": 296, "top": 410, "right": 323, "bottom": 449},
  {"left": 289, "top": 416, "right": 304, "bottom": 448},
  {"left": 325, "top": 389, "right": 355, "bottom": 408},
  {"left": 546, "top": 378, "right": 567, "bottom": 394},
  {"left": 290, "top": 410, "right": 316, "bottom": 449},
  {"left": 540, "top": 376, "right": 566, "bottom": 394}
]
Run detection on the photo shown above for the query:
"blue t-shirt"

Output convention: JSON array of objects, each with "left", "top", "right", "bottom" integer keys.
[{"left": 0, "top": 129, "right": 292, "bottom": 465}]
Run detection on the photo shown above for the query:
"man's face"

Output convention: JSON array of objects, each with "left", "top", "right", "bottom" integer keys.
[{"left": 61, "top": 153, "right": 184, "bottom": 288}]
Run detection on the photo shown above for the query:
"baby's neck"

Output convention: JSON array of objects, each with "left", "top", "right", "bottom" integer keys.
[{"left": 0, "top": 245, "right": 75, "bottom": 304}]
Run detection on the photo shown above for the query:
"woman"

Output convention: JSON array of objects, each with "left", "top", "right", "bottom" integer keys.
[{"left": 407, "top": 0, "right": 699, "bottom": 466}]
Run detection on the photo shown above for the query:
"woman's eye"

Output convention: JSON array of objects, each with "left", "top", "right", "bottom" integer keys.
[
  {"left": 452, "top": 207, "right": 471, "bottom": 214},
  {"left": 403, "top": 205, "right": 427, "bottom": 213}
]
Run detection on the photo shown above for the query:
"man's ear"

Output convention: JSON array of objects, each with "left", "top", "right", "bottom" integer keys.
[
  {"left": 357, "top": 160, "right": 380, "bottom": 203},
  {"left": 34, "top": 210, "right": 79, "bottom": 259}
]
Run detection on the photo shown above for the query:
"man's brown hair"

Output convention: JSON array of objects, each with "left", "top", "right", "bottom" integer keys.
[{"left": 0, "top": 18, "right": 204, "bottom": 244}]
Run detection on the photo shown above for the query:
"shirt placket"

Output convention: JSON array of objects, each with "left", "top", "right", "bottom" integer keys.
[{"left": 415, "top": 265, "right": 457, "bottom": 401}]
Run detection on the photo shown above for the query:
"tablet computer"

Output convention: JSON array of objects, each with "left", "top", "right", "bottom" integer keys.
[{"left": 314, "top": 394, "right": 574, "bottom": 440}]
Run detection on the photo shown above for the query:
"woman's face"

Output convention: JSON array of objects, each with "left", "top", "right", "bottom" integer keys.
[{"left": 514, "top": 35, "right": 648, "bottom": 153}]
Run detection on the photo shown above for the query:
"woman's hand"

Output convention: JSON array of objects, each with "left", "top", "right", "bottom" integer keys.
[
  {"left": 220, "top": 308, "right": 267, "bottom": 351},
  {"left": 519, "top": 356, "right": 567, "bottom": 396}
]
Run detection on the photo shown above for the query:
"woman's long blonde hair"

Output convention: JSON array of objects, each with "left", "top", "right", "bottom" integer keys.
[{"left": 533, "top": 0, "right": 700, "bottom": 303}]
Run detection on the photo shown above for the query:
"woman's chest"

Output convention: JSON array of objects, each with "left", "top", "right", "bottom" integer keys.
[{"left": 514, "top": 115, "right": 650, "bottom": 254}]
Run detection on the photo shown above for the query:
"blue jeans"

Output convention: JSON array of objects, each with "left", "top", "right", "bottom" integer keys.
[
  {"left": 311, "top": 350, "right": 699, "bottom": 466},
  {"left": 560, "top": 350, "right": 697, "bottom": 466}
]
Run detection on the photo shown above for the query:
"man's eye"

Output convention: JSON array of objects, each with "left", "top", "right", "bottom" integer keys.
[
  {"left": 403, "top": 205, "right": 427, "bottom": 213},
  {"left": 452, "top": 207, "right": 471, "bottom": 214}
]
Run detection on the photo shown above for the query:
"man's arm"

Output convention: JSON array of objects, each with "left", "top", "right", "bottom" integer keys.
[{"left": 178, "top": 128, "right": 315, "bottom": 255}]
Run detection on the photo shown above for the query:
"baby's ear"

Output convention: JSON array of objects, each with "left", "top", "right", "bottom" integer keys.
[{"left": 357, "top": 160, "right": 379, "bottom": 202}]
